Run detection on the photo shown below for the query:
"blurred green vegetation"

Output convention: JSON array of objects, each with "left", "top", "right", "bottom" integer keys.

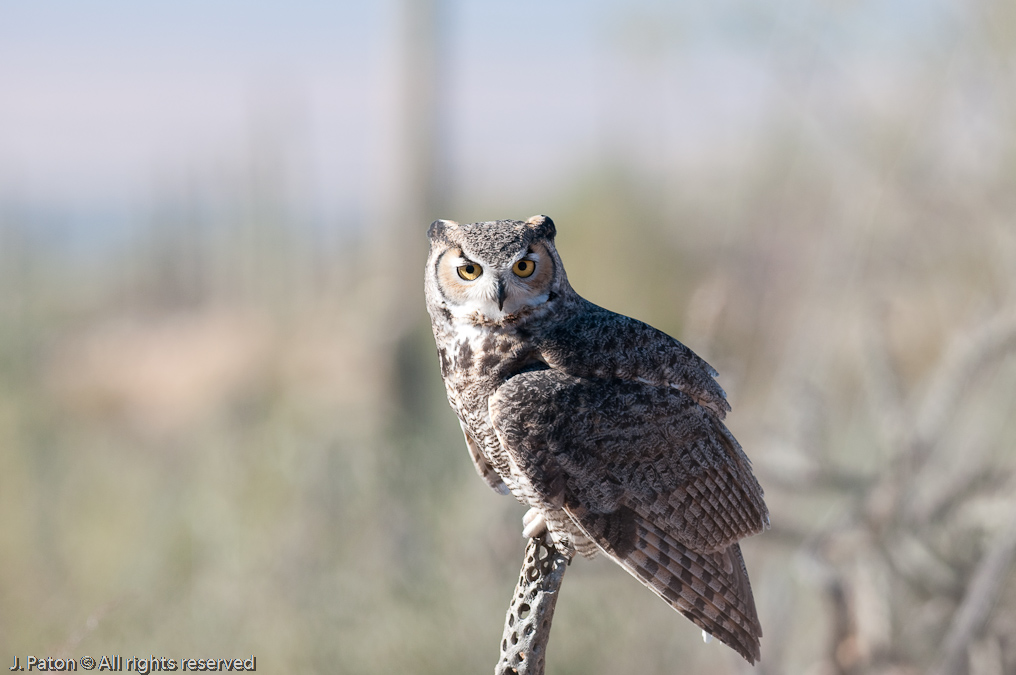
[{"left": 3, "top": 3, "right": 1016, "bottom": 675}]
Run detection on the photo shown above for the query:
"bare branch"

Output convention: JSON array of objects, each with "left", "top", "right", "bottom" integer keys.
[
  {"left": 906, "top": 463, "right": 1009, "bottom": 528},
  {"left": 929, "top": 509, "right": 1016, "bottom": 675},
  {"left": 495, "top": 537, "right": 571, "bottom": 675},
  {"left": 911, "top": 306, "right": 1016, "bottom": 468}
]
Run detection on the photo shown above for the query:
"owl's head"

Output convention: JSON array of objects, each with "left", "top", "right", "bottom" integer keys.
[{"left": 425, "top": 215, "right": 569, "bottom": 323}]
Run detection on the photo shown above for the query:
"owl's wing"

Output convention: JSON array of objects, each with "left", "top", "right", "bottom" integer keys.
[
  {"left": 491, "top": 369, "right": 768, "bottom": 552},
  {"left": 535, "top": 301, "right": 731, "bottom": 418},
  {"left": 489, "top": 369, "right": 768, "bottom": 663}
]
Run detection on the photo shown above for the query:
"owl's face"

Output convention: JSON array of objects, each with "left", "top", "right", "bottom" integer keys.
[{"left": 426, "top": 215, "right": 566, "bottom": 323}]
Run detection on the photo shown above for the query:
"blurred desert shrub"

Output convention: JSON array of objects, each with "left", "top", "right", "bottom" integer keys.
[{"left": 2, "top": 4, "right": 1016, "bottom": 675}]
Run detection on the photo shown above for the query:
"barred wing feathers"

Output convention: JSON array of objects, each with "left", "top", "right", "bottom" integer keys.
[{"left": 489, "top": 369, "right": 768, "bottom": 663}]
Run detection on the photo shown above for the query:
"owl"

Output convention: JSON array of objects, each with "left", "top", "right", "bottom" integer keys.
[{"left": 424, "top": 215, "right": 769, "bottom": 664}]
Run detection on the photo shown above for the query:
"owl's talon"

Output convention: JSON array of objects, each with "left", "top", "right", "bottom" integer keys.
[{"left": 522, "top": 508, "right": 547, "bottom": 539}]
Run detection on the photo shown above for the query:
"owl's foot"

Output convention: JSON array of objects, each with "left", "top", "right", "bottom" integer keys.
[{"left": 522, "top": 508, "right": 547, "bottom": 539}]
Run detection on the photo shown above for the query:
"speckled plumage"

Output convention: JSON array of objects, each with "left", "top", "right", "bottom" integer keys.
[{"left": 424, "top": 215, "right": 769, "bottom": 664}]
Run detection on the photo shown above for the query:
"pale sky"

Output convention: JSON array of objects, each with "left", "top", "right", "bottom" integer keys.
[{"left": 0, "top": 0, "right": 956, "bottom": 232}]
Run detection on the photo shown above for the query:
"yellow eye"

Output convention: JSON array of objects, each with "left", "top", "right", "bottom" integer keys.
[
  {"left": 512, "top": 259, "right": 536, "bottom": 278},
  {"left": 456, "top": 262, "right": 483, "bottom": 280}
]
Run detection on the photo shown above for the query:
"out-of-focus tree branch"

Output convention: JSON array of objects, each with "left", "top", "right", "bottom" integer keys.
[
  {"left": 766, "top": 304, "right": 1016, "bottom": 675},
  {"left": 929, "top": 505, "right": 1016, "bottom": 675},
  {"left": 910, "top": 307, "right": 1016, "bottom": 467}
]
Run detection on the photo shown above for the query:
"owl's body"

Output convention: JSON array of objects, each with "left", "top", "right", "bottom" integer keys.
[{"left": 424, "top": 216, "right": 769, "bottom": 663}]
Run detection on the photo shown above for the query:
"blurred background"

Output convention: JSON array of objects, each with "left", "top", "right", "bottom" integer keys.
[{"left": 2, "top": 1, "right": 1015, "bottom": 674}]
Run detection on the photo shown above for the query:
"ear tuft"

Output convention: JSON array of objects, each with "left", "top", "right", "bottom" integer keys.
[
  {"left": 428, "top": 219, "right": 458, "bottom": 239},
  {"left": 525, "top": 215, "right": 556, "bottom": 239}
]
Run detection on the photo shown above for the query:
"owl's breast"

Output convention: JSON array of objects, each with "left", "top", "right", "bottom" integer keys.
[{"left": 435, "top": 324, "right": 538, "bottom": 475}]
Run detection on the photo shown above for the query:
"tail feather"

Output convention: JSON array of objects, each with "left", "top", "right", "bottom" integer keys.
[
  {"left": 622, "top": 519, "right": 762, "bottom": 663},
  {"left": 565, "top": 504, "right": 763, "bottom": 663}
]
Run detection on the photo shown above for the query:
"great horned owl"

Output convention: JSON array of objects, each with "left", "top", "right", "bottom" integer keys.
[{"left": 424, "top": 215, "right": 769, "bottom": 663}]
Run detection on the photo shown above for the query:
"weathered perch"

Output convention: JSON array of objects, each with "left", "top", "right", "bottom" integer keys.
[{"left": 495, "top": 536, "right": 571, "bottom": 675}]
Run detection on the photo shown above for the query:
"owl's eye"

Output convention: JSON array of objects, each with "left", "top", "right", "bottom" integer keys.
[
  {"left": 512, "top": 259, "right": 536, "bottom": 278},
  {"left": 457, "top": 262, "right": 483, "bottom": 281}
]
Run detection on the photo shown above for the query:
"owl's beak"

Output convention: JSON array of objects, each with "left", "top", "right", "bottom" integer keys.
[{"left": 496, "top": 278, "right": 507, "bottom": 311}]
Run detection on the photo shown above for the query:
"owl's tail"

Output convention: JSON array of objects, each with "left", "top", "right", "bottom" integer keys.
[
  {"left": 629, "top": 521, "right": 761, "bottom": 663},
  {"left": 573, "top": 505, "right": 763, "bottom": 664}
]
